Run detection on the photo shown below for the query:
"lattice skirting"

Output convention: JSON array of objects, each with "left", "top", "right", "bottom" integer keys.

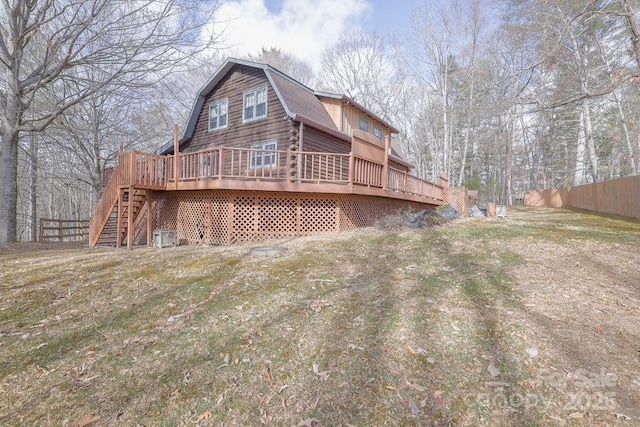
[
  {"left": 145, "top": 190, "right": 431, "bottom": 245},
  {"left": 443, "top": 187, "right": 468, "bottom": 215}
]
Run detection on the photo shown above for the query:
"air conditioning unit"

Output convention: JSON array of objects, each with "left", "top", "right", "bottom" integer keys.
[{"left": 153, "top": 229, "right": 176, "bottom": 248}]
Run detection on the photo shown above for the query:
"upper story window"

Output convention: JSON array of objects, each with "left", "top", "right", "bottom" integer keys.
[
  {"left": 373, "top": 124, "right": 383, "bottom": 139},
  {"left": 250, "top": 140, "right": 278, "bottom": 169},
  {"left": 243, "top": 86, "right": 268, "bottom": 122},
  {"left": 358, "top": 115, "right": 369, "bottom": 132},
  {"left": 208, "top": 99, "right": 228, "bottom": 131}
]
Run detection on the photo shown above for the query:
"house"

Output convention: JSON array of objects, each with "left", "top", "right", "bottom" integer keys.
[{"left": 89, "top": 58, "right": 448, "bottom": 248}]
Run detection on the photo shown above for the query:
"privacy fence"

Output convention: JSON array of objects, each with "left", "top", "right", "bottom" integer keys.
[{"left": 524, "top": 175, "right": 640, "bottom": 219}]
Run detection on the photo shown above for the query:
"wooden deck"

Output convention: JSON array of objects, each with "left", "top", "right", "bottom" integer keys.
[
  {"left": 89, "top": 148, "right": 446, "bottom": 247},
  {"left": 126, "top": 148, "right": 444, "bottom": 198}
]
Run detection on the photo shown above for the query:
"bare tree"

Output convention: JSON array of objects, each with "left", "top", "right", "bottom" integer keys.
[
  {"left": 248, "top": 47, "right": 316, "bottom": 87},
  {"left": 319, "top": 30, "right": 406, "bottom": 120},
  {"left": 0, "top": 0, "right": 220, "bottom": 244}
]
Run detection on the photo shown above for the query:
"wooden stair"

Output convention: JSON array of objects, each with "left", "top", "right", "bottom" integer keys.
[{"left": 94, "top": 189, "right": 147, "bottom": 247}]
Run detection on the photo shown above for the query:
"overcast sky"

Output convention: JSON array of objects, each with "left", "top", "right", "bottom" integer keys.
[{"left": 208, "top": 0, "right": 425, "bottom": 70}]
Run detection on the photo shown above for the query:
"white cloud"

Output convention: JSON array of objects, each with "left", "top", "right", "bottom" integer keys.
[{"left": 205, "top": 0, "right": 371, "bottom": 70}]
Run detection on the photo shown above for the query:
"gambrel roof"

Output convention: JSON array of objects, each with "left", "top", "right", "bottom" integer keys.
[
  {"left": 158, "top": 58, "right": 353, "bottom": 154},
  {"left": 158, "top": 57, "right": 405, "bottom": 155}
]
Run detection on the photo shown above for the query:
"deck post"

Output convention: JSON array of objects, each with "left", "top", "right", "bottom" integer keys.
[
  {"left": 127, "top": 187, "right": 134, "bottom": 250},
  {"left": 173, "top": 124, "right": 180, "bottom": 187},
  {"left": 129, "top": 151, "right": 136, "bottom": 185},
  {"left": 146, "top": 190, "right": 153, "bottom": 246},
  {"left": 218, "top": 147, "right": 224, "bottom": 180},
  {"left": 382, "top": 134, "right": 390, "bottom": 191},
  {"left": 116, "top": 188, "right": 123, "bottom": 248},
  {"left": 348, "top": 152, "right": 354, "bottom": 185}
]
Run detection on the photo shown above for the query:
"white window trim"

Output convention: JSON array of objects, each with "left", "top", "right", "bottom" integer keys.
[
  {"left": 358, "top": 115, "right": 369, "bottom": 132},
  {"left": 249, "top": 140, "right": 278, "bottom": 169},
  {"left": 208, "top": 98, "right": 228, "bottom": 131},
  {"left": 243, "top": 85, "right": 268, "bottom": 123},
  {"left": 373, "top": 124, "right": 383, "bottom": 139}
]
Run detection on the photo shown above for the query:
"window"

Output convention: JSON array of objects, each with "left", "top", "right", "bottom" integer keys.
[
  {"left": 243, "top": 86, "right": 268, "bottom": 122},
  {"left": 208, "top": 99, "right": 228, "bottom": 131},
  {"left": 373, "top": 124, "right": 383, "bottom": 139},
  {"left": 358, "top": 115, "right": 369, "bottom": 131},
  {"left": 250, "top": 141, "right": 277, "bottom": 169}
]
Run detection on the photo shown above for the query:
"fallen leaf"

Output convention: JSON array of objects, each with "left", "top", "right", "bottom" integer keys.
[
  {"left": 485, "top": 381, "right": 510, "bottom": 387},
  {"left": 197, "top": 411, "right": 212, "bottom": 421},
  {"left": 433, "top": 390, "right": 445, "bottom": 404},
  {"left": 547, "top": 415, "right": 567, "bottom": 425},
  {"left": 297, "top": 417, "right": 320, "bottom": 426},
  {"left": 408, "top": 397, "right": 420, "bottom": 416},
  {"left": 487, "top": 361, "right": 501, "bottom": 377},
  {"left": 29, "top": 342, "right": 48, "bottom": 351},
  {"left": 75, "top": 415, "right": 100, "bottom": 427},
  {"left": 526, "top": 347, "right": 539, "bottom": 358},
  {"left": 264, "top": 365, "right": 272, "bottom": 384},
  {"left": 312, "top": 362, "right": 330, "bottom": 382},
  {"left": 405, "top": 380, "right": 426, "bottom": 392},
  {"left": 259, "top": 408, "right": 272, "bottom": 425}
]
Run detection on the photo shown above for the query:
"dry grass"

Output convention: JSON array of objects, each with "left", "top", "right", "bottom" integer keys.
[{"left": 1, "top": 207, "right": 639, "bottom": 426}]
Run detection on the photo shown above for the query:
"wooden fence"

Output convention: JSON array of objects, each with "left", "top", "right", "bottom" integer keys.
[
  {"left": 524, "top": 175, "right": 640, "bottom": 219},
  {"left": 40, "top": 218, "right": 89, "bottom": 242}
]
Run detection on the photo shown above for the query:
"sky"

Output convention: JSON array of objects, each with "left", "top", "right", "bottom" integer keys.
[{"left": 207, "top": 0, "right": 426, "bottom": 71}]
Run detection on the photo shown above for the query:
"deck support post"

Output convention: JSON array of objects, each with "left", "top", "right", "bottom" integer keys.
[
  {"left": 146, "top": 190, "right": 153, "bottom": 246},
  {"left": 127, "top": 186, "right": 134, "bottom": 250},
  {"left": 116, "top": 188, "right": 123, "bottom": 248}
]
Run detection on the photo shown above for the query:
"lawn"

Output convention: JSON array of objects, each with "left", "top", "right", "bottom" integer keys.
[{"left": 1, "top": 207, "right": 639, "bottom": 426}]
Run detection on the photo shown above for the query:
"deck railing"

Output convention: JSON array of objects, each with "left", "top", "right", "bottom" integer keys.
[
  {"left": 387, "top": 167, "right": 441, "bottom": 199},
  {"left": 109, "top": 147, "right": 442, "bottom": 201}
]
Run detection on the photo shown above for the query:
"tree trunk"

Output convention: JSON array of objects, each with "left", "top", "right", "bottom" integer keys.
[
  {"left": 622, "top": 0, "right": 640, "bottom": 73},
  {"left": 582, "top": 99, "right": 598, "bottom": 182},
  {"left": 29, "top": 132, "right": 38, "bottom": 242},
  {"left": 614, "top": 88, "right": 636, "bottom": 175},
  {"left": 0, "top": 131, "right": 18, "bottom": 245},
  {"left": 575, "top": 111, "right": 587, "bottom": 185}
]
